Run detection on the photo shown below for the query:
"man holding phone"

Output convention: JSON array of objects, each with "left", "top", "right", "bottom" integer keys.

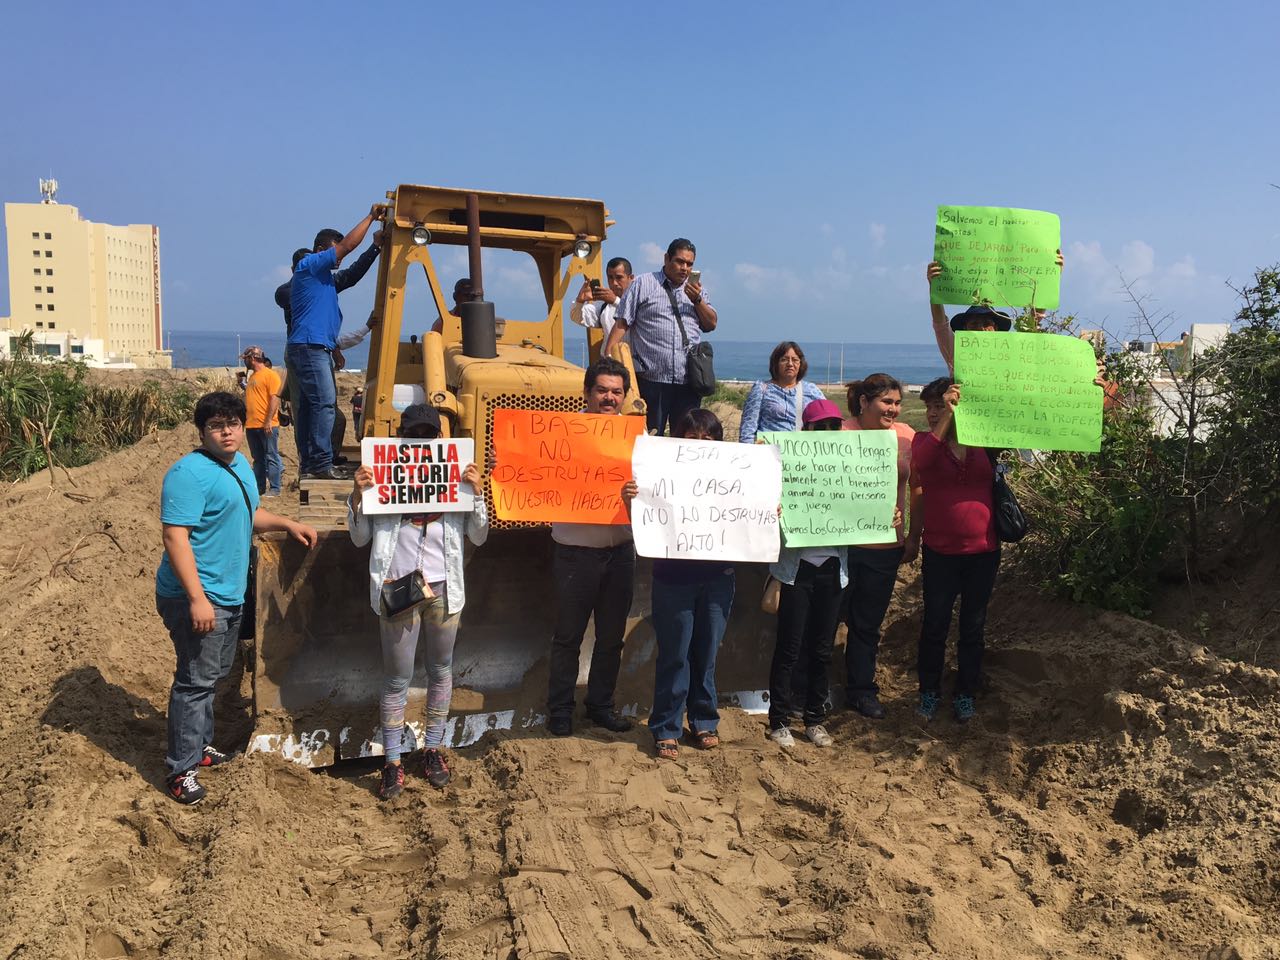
[
  {"left": 604, "top": 238, "right": 718, "bottom": 435},
  {"left": 571, "top": 257, "right": 634, "bottom": 342}
]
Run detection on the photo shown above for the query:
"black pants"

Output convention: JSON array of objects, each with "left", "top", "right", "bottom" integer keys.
[
  {"left": 769, "top": 557, "right": 843, "bottom": 728},
  {"left": 638, "top": 378, "right": 700, "bottom": 436},
  {"left": 843, "top": 544, "right": 904, "bottom": 697},
  {"left": 917, "top": 546, "right": 1000, "bottom": 695},
  {"left": 547, "top": 541, "right": 636, "bottom": 720}
]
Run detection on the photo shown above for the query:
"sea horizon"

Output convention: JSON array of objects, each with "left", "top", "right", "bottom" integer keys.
[{"left": 162, "top": 329, "right": 951, "bottom": 386}]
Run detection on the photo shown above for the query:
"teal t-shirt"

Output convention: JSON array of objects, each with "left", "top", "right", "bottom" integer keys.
[{"left": 155, "top": 451, "right": 260, "bottom": 607}]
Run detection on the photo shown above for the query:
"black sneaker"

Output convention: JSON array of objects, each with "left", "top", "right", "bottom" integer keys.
[
  {"left": 851, "top": 694, "right": 886, "bottom": 720},
  {"left": 379, "top": 762, "right": 405, "bottom": 800},
  {"left": 546, "top": 716, "right": 572, "bottom": 737},
  {"left": 199, "top": 745, "right": 234, "bottom": 767},
  {"left": 587, "top": 711, "right": 633, "bottom": 733},
  {"left": 167, "top": 769, "right": 205, "bottom": 805},
  {"left": 422, "top": 749, "right": 451, "bottom": 789}
]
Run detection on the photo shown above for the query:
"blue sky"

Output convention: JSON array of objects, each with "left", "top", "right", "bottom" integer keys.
[{"left": 2, "top": 1, "right": 1277, "bottom": 345}]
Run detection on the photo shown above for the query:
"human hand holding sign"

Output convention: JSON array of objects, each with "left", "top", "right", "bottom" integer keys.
[{"left": 462, "top": 462, "right": 482, "bottom": 494}]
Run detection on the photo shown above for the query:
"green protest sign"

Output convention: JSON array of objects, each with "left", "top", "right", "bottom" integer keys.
[
  {"left": 761, "top": 430, "right": 898, "bottom": 547},
  {"left": 954, "top": 331, "right": 1102, "bottom": 453},
  {"left": 931, "top": 205, "right": 1061, "bottom": 310}
]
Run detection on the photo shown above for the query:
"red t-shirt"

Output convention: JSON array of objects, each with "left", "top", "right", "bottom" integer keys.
[{"left": 910, "top": 433, "right": 997, "bottom": 555}]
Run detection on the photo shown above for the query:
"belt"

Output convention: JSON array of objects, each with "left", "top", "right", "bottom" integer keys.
[{"left": 305, "top": 343, "right": 333, "bottom": 353}]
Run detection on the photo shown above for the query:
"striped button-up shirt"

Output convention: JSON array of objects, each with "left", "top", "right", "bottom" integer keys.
[{"left": 614, "top": 269, "right": 711, "bottom": 384}]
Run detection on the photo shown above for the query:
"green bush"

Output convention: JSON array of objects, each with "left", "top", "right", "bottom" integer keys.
[{"left": 0, "top": 337, "right": 198, "bottom": 482}]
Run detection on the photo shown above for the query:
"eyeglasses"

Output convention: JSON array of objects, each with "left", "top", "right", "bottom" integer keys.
[{"left": 205, "top": 419, "right": 244, "bottom": 433}]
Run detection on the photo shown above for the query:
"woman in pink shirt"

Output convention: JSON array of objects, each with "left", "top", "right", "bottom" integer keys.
[
  {"left": 906, "top": 377, "right": 998, "bottom": 724},
  {"left": 840, "top": 374, "right": 914, "bottom": 719}
]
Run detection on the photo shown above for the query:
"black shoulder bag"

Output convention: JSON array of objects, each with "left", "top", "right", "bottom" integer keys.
[
  {"left": 663, "top": 284, "right": 716, "bottom": 397},
  {"left": 987, "top": 450, "right": 1028, "bottom": 544},
  {"left": 194, "top": 449, "right": 259, "bottom": 639}
]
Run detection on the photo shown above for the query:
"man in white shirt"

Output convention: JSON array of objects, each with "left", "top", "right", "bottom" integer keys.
[
  {"left": 570, "top": 257, "right": 634, "bottom": 343},
  {"left": 545, "top": 356, "right": 637, "bottom": 737}
]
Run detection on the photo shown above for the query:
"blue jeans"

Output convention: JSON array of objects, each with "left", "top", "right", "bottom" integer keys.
[
  {"left": 648, "top": 570, "right": 735, "bottom": 742},
  {"left": 157, "top": 593, "right": 242, "bottom": 775},
  {"left": 246, "top": 426, "right": 282, "bottom": 494},
  {"left": 285, "top": 342, "right": 336, "bottom": 474}
]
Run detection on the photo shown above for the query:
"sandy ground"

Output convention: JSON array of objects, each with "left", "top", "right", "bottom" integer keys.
[{"left": 0, "top": 391, "right": 1278, "bottom": 959}]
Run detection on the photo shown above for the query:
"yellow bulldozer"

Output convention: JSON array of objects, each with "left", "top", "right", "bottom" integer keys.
[{"left": 247, "top": 184, "right": 774, "bottom": 767}]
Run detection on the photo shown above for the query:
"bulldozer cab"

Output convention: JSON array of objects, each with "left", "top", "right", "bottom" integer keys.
[{"left": 247, "top": 185, "right": 775, "bottom": 767}]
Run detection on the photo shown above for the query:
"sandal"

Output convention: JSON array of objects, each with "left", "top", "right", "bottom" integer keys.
[
  {"left": 689, "top": 729, "right": 720, "bottom": 750},
  {"left": 655, "top": 739, "right": 679, "bottom": 760}
]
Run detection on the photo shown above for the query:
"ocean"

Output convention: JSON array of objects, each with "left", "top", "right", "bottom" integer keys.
[{"left": 165, "top": 330, "right": 949, "bottom": 387}]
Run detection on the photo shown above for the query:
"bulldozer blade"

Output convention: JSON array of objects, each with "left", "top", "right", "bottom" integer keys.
[{"left": 247, "top": 529, "right": 777, "bottom": 767}]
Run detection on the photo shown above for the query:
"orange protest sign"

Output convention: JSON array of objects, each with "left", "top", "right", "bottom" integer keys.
[{"left": 490, "top": 409, "right": 646, "bottom": 524}]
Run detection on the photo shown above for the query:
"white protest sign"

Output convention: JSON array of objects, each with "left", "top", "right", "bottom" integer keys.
[
  {"left": 360, "top": 437, "right": 476, "bottom": 515},
  {"left": 631, "top": 435, "right": 782, "bottom": 562}
]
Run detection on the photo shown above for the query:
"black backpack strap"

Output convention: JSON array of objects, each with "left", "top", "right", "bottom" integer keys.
[{"left": 663, "top": 282, "right": 692, "bottom": 353}]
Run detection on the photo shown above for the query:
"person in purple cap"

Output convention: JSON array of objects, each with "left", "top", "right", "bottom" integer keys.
[{"left": 764, "top": 396, "right": 850, "bottom": 750}]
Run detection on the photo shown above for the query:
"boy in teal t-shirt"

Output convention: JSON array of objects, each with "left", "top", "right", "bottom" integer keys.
[{"left": 157, "top": 391, "right": 318, "bottom": 805}]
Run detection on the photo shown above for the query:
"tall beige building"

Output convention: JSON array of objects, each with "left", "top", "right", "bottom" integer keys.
[{"left": 3, "top": 180, "right": 170, "bottom": 367}]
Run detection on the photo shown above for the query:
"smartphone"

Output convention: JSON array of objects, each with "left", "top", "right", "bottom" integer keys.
[
  {"left": 689, "top": 270, "right": 701, "bottom": 284},
  {"left": 589, "top": 278, "right": 602, "bottom": 289}
]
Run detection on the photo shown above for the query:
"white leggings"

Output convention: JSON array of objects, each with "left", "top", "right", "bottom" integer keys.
[{"left": 379, "top": 586, "right": 458, "bottom": 760}]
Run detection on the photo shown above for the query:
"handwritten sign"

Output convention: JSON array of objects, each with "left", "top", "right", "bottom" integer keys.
[
  {"left": 761, "top": 430, "right": 898, "bottom": 546},
  {"left": 954, "top": 331, "right": 1102, "bottom": 452},
  {"left": 360, "top": 437, "right": 476, "bottom": 515},
  {"left": 490, "top": 409, "right": 645, "bottom": 524},
  {"left": 931, "top": 205, "right": 1061, "bottom": 310},
  {"left": 631, "top": 436, "right": 781, "bottom": 562}
]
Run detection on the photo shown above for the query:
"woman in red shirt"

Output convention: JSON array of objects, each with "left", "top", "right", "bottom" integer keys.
[
  {"left": 841, "top": 374, "right": 914, "bottom": 720},
  {"left": 905, "top": 377, "right": 998, "bottom": 723}
]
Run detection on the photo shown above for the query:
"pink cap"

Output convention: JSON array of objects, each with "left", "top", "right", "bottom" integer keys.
[{"left": 802, "top": 398, "right": 843, "bottom": 424}]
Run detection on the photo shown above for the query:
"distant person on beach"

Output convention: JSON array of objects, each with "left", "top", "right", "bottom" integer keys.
[
  {"left": 622, "top": 408, "right": 735, "bottom": 761},
  {"left": 908, "top": 377, "right": 999, "bottom": 724},
  {"left": 287, "top": 207, "right": 385, "bottom": 480},
  {"left": 156, "top": 391, "right": 318, "bottom": 804},
  {"left": 544, "top": 358, "right": 637, "bottom": 738},
  {"left": 572, "top": 257, "right": 635, "bottom": 344},
  {"left": 840, "top": 373, "right": 914, "bottom": 719},
  {"left": 240, "top": 345, "right": 284, "bottom": 497},
  {"left": 604, "top": 238, "right": 718, "bottom": 435},
  {"left": 348, "top": 403, "right": 488, "bottom": 800},
  {"left": 925, "top": 251, "right": 1064, "bottom": 373},
  {"left": 766, "top": 398, "right": 855, "bottom": 751},
  {"left": 738, "top": 341, "right": 825, "bottom": 442}
]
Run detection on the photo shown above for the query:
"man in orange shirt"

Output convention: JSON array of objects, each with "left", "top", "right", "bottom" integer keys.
[{"left": 241, "top": 346, "right": 283, "bottom": 497}]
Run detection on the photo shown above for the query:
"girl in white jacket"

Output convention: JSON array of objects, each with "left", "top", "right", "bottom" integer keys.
[{"left": 347, "top": 404, "right": 488, "bottom": 800}]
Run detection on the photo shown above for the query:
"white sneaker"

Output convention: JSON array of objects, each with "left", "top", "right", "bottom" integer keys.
[
  {"left": 768, "top": 726, "right": 796, "bottom": 748},
  {"left": 804, "top": 724, "right": 834, "bottom": 747}
]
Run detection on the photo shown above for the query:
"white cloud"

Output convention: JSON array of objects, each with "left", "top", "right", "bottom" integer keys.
[
  {"left": 260, "top": 264, "right": 291, "bottom": 285},
  {"left": 639, "top": 241, "right": 664, "bottom": 268},
  {"left": 493, "top": 264, "right": 543, "bottom": 300},
  {"left": 869, "top": 222, "right": 887, "bottom": 252},
  {"left": 735, "top": 262, "right": 807, "bottom": 298}
]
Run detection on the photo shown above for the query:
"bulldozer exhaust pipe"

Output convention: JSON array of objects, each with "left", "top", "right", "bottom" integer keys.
[{"left": 461, "top": 192, "right": 497, "bottom": 359}]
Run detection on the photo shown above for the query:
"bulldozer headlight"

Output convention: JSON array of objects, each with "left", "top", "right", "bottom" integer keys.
[
  {"left": 573, "top": 239, "right": 592, "bottom": 259},
  {"left": 412, "top": 225, "right": 431, "bottom": 246}
]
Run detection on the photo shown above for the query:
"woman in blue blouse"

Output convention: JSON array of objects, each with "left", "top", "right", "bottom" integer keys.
[{"left": 738, "top": 341, "right": 827, "bottom": 442}]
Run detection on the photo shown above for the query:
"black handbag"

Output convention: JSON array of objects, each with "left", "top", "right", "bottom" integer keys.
[
  {"left": 193, "top": 449, "right": 259, "bottom": 639},
  {"left": 988, "top": 451, "right": 1028, "bottom": 543},
  {"left": 663, "top": 284, "right": 716, "bottom": 397},
  {"left": 380, "top": 570, "right": 434, "bottom": 617}
]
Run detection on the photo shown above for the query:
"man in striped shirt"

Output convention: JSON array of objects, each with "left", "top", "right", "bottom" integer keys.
[{"left": 603, "top": 238, "right": 718, "bottom": 435}]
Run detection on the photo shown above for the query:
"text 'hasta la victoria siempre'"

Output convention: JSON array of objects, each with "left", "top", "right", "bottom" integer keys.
[{"left": 360, "top": 437, "right": 477, "bottom": 515}]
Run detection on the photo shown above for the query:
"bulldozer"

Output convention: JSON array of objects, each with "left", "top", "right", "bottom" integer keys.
[{"left": 246, "top": 184, "right": 775, "bottom": 767}]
